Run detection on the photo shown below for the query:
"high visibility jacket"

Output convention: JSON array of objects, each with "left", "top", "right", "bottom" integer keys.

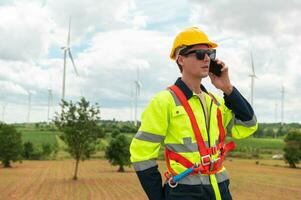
[{"left": 130, "top": 78, "right": 258, "bottom": 200}]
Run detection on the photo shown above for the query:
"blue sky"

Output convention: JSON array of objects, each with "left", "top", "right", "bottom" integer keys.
[{"left": 0, "top": 0, "right": 300, "bottom": 123}]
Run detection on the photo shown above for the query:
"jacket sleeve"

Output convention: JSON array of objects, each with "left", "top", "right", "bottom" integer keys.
[
  {"left": 130, "top": 92, "right": 170, "bottom": 200},
  {"left": 220, "top": 86, "right": 258, "bottom": 138}
]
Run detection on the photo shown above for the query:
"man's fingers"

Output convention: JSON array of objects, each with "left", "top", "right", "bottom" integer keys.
[
  {"left": 215, "top": 59, "right": 227, "bottom": 72},
  {"left": 221, "top": 65, "right": 228, "bottom": 72}
]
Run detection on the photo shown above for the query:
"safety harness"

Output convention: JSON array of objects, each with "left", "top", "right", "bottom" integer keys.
[{"left": 165, "top": 85, "right": 236, "bottom": 187}]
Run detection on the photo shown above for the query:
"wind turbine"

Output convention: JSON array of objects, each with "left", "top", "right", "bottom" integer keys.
[
  {"left": 275, "top": 102, "right": 278, "bottom": 123},
  {"left": 281, "top": 84, "right": 285, "bottom": 125},
  {"left": 249, "top": 51, "right": 257, "bottom": 107},
  {"left": 130, "top": 83, "right": 134, "bottom": 123},
  {"left": 47, "top": 89, "right": 53, "bottom": 123},
  {"left": 134, "top": 67, "right": 142, "bottom": 126},
  {"left": 2, "top": 103, "right": 7, "bottom": 122},
  {"left": 61, "top": 16, "right": 79, "bottom": 101},
  {"left": 26, "top": 90, "right": 31, "bottom": 123}
]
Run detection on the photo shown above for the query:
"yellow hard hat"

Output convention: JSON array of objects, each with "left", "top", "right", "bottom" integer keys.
[{"left": 170, "top": 27, "right": 218, "bottom": 60}]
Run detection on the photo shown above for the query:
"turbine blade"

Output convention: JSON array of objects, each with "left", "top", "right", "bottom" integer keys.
[
  {"left": 67, "top": 17, "right": 71, "bottom": 46},
  {"left": 134, "top": 81, "right": 141, "bottom": 96},
  {"left": 68, "top": 50, "right": 79, "bottom": 76}
]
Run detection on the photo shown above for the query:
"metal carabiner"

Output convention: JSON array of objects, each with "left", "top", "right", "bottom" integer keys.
[{"left": 168, "top": 178, "right": 178, "bottom": 188}]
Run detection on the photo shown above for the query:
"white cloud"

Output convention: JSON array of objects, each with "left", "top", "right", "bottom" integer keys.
[
  {"left": 75, "top": 29, "right": 176, "bottom": 107},
  {"left": 0, "top": 0, "right": 300, "bottom": 123},
  {"left": 0, "top": 80, "right": 27, "bottom": 95},
  {"left": 0, "top": 2, "right": 54, "bottom": 61}
]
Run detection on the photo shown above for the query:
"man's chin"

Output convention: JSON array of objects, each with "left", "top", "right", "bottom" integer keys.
[{"left": 200, "top": 73, "right": 209, "bottom": 79}]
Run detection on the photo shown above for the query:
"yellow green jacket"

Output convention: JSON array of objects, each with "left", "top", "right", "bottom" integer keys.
[{"left": 130, "top": 78, "right": 258, "bottom": 199}]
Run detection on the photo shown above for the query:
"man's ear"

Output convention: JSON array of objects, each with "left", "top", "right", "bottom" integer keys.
[{"left": 177, "top": 55, "right": 184, "bottom": 67}]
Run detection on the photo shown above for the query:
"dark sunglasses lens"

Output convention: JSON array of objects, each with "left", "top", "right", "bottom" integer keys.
[
  {"left": 195, "top": 50, "right": 216, "bottom": 60},
  {"left": 195, "top": 51, "right": 206, "bottom": 60}
]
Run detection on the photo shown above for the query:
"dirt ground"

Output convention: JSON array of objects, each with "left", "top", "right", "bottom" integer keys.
[{"left": 0, "top": 159, "right": 300, "bottom": 200}]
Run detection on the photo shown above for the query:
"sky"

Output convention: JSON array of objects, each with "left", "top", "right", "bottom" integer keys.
[{"left": 0, "top": 0, "right": 300, "bottom": 123}]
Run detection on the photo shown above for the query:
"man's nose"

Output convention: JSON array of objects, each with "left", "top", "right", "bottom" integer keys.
[{"left": 204, "top": 53, "right": 210, "bottom": 62}]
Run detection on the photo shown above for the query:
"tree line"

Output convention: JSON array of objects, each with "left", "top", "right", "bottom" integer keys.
[
  {"left": 1, "top": 97, "right": 300, "bottom": 181},
  {"left": 254, "top": 123, "right": 301, "bottom": 138},
  {"left": 0, "top": 98, "right": 135, "bottom": 180}
]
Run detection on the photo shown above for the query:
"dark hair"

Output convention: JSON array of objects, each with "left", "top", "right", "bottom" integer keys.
[{"left": 176, "top": 45, "right": 194, "bottom": 73}]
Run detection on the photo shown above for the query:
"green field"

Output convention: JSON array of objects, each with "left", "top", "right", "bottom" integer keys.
[
  {"left": 226, "top": 137, "right": 285, "bottom": 150},
  {"left": 17, "top": 126, "right": 286, "bottom": 161},
  {"left": 21, "top": 130, "right": 58, "bottom": 146}
]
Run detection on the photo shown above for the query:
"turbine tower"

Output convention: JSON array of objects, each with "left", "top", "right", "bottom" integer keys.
[
  {"left": 2, "top": 103, "right": 7, "bottom": 122},
  {"left": 27, "top": 90, "right": 31, "bottom": 123},
  {"left": 275, "top": 102, "right": 278, "bottom": 123},
  {"left": 47, "top": 89, "right": 53, "bottom": 122},
  {"left": 134, "top": 67, "right": 142, "bottom": 126},
  {"left": 61, "top": 16, "right": 79, "bottom": 101},
  {"left": 130, "top": 83, "right": 134, "bottom": 123},
  {"left": 249, "top": 51, "right": 257, "bottom": 107},
  {"left": 281, "top": 84, "right": 285, "bottom": 125}
]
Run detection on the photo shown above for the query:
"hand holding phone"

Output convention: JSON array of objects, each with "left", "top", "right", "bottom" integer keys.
[{"left": 209, "top": 60, "right": 222, "bottom": 77}]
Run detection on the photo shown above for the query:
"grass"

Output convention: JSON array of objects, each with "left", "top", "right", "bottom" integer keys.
[
  {"left": 21, "top": 130, "right": 58, "bottom": 146},
  {"left": 225, "top": 137, "right": 285, "bottom": 159},
  {"left": 19, "top": 127, "right": 286, "bottom": 161},
  {"left": 226, "top": 137, "right": 285, "bottom": 150}
]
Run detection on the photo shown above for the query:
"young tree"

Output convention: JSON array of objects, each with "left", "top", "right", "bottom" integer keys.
[
  {"left": 284, "top": 130, "right": 301, "bottom": 168},
  {"left": 111, "top": 128, "right": 121, "bottom": 138},
  {"left": 0, "top": 124, "right": 23, "bottom": 167},
  {"left": 23, "top": 142, "right": 34, "bottom": 159},
  {"left": 54, "top": 97, "right": 101, "bottom": 180},
  {"left": 105, "top": 134, "right": 131, "bottom": 172}
]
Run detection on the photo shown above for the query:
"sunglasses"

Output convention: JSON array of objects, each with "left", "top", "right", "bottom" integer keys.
[{"left": 182, "top": 49, "right": 216, "bottom": 60}]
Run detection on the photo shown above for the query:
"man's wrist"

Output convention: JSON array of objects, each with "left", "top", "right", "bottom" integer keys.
[{"left": 222, "top": 84, "right": 233, "bottom": 95}]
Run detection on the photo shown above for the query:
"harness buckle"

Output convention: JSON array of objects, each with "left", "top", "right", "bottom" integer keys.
[
  {"left": 201, "top": 154, "right": 211, "bottom": 166},
  {"left": 210, "top": 157, "right": 221, "bottom": 171}
]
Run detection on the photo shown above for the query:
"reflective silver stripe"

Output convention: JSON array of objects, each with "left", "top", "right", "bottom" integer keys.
[
  {"left": 132, "top": 159, "right": 157, "bottom": 171},
  {"left": 226, "top": 116, "right": 235, "bottom": 134},
  {"left": 178, "top": 170, "right": 229, "bottom": 185},
  {"left": 227, "top": 114, "right": 257, "bottom": 133},
  {"left": 234, "top": 114, "right": 257, "bottom": 127},
  {"left": 166, "top": 137, "right": 199, "bottom": 152},
  {"left": 168, "top": 89, "right": 181, "bottom": 106},
  {"left": 134, "top": 131, "right": 165, "bottom": 143}
]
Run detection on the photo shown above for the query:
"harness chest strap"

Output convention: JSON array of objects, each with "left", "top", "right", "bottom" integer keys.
[{"left": 165, "top": 85, "right": 235, "bottom": 177}]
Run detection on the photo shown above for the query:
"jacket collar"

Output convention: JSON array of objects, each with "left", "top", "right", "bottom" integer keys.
[{"left": 174, "top": 77, "right": 209, "bottom": 100}]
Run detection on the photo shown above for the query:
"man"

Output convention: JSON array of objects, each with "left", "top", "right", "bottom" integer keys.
[{"left": 130, "top": 27, "right": 258, "bottom": 200}]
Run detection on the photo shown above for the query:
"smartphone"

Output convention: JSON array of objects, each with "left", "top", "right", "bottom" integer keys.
[{"left": 209, "top": 60, "right": 222, "bottom": 77}]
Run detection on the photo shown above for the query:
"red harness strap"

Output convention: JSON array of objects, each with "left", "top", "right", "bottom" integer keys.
[
  {"left": 165, "top": 85, "right": 235, "bottom": 176},
  {"left": 169, "top": 85, "right": 208, "bottom": 156}
]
